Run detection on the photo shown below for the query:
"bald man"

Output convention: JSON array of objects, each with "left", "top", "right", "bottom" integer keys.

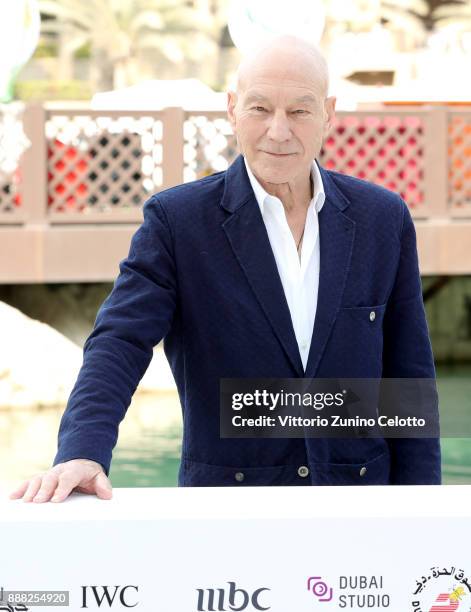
[{"left": 11, "top": 35, "right": 440, "bottom": 503}]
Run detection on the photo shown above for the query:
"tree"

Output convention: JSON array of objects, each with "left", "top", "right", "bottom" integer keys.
[
  {"left": 381, "top": 0, "right": 471, "bottom": 47},
  {"left": 38, "top": 0, "right": 220, "bottom": 91}
]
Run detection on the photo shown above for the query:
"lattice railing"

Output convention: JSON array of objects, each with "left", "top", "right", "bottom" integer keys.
[
  {"left": 46, "top": 111, "right": 164, "bottom": 219},
  {"left": 0, "top": 171, "right": 21, "bottom": 217},
  {"left": 183, "top": 111, "right": 238, "bottom": 182},
  {"left": 448, "top": 111, "right": 471, "bottom": 213},
  {"left": 319, "top": 112, "right": 426, "bottom": 210},
  {"left": 1, "top": 104, "right": 470, "bottom": 225},
  {"left": 0, "top": 106, "right": 23, "bottom": 221}
]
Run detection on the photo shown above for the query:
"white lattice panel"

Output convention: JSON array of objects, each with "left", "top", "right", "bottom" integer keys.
[
  {"left": 0, "top": 104, "right": 25, "bottom": 220},
  {"left": 46, "top": 113, "right": 163, "bottom": 214},
  {"left": 184, "top": 113, "right": 238, "bottom": 182}
]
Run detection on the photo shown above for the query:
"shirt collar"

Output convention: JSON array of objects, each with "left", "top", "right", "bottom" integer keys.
[{"left": 243, "top": 155, "right": 325, "bottom": 217}]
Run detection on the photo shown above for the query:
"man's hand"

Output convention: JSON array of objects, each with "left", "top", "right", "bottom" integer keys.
[{"left": 9, "top": 459, "right": 113, "bottom": 503}]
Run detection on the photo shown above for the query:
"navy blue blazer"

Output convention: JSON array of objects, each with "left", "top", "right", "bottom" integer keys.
[{"left": 53, "top": 153, "right": 441, "bottom": 486}]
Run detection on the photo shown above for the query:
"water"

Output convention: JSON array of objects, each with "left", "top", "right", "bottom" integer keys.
[
  {"left": 436, "top": 364, "right": 471, "bottom": 484},
  {"left": 1, "top": 366, "right": 470, "bottom": 491}
]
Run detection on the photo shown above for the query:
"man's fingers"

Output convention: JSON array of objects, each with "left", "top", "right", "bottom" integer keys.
[
  {"left": 9, "top": 480, "right": 30, "bottom": 500},
  {"left": 95, "top": 472, "right": 113, "bottom": 500},
  {"left": 9, "top": 460, "right": 112, "bottom": 504},
  {"left": 22, "top": 475, "right": 43, "bottom": 502},
  {"left": 32, "top": 472, "right": 60, "bottom": 503},
  {"left": 50, "top": 472, "right": 82, "bottom": 503}
]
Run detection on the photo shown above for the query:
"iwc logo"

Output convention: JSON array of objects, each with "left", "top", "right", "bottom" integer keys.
[{"left": 411, "top": 566, "right": 471, "bottom": 611}]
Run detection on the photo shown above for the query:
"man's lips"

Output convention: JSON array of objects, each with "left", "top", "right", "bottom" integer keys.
[{"left": 262, "top": 151, "right": 296, "bottom": 156}]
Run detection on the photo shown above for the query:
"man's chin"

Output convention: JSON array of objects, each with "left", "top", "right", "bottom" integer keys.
[
  {"left": 251, "top": 158, "right": 299, "bottom": 178},
  {"left": 257, "top": 170, "right": 297, "bottom": 185}
]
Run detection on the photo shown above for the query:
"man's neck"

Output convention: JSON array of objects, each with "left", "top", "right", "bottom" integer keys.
[{"left": 259, "top": 172, "right": 313, "bottom": 214}]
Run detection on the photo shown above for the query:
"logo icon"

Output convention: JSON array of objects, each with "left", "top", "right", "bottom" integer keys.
[
  {"left": 411, "top": 566, "right": 471, "bottom": 611},
  {"left": 80, "top": 585, "right": 139, "bottom": 608},
  {"left": 307, "top": 577, "right": 333, "bottom": 602},
  {"left": 196, "top": 581, "right": 270, "bottom": 611}
]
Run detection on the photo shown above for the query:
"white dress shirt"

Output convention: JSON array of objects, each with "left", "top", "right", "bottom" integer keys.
[{"left": 244, "top": 156, "right": 325, "bottom": 371}]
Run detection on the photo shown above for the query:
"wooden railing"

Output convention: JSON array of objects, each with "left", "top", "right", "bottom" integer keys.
[
  {"left": 1, "top": 102, "right": 470, "bottom": 226},
  {"left": 1, "top": 103, "right": 471, "bottom": 281}
]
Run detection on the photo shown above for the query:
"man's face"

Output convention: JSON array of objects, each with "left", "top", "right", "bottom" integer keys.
[{"left": 227, "top": 62, "right": 336, "bottom": 185}]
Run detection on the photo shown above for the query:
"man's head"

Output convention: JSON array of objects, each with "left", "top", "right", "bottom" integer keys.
[{"left": 227, "top": 35, "right": 336, "bottom": 187}]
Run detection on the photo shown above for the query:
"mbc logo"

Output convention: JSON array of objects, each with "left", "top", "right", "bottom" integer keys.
[
  {"left": 196, "top": 581, "right": 270, "bottom": 611},
  {"left": 80, "top": 585, "right": 139, "bottom": 608}
]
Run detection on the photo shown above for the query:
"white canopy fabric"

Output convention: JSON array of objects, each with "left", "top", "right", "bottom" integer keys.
[{"left": 91, "top": 78, "right": 227, "bottom": 111}]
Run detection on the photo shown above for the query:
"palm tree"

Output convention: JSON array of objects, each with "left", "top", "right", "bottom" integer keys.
[
  {"left": 381, "top": 0, "right": 471, "bottom": 47},
  {"left": 38, "top": 0, "right": 221, "bottom": 91}
]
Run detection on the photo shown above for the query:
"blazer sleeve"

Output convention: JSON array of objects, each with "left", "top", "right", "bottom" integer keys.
[
  {"left": 52, "top": 194, "right": 177, "bottom": 476},
  {"left": 382, "top": 198, "right": 441, "bottom": 484}
]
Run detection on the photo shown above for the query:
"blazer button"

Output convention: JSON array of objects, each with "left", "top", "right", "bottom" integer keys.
[
  {"left": 297, "top": 465, "right": 310, "bottom": 478},
  {"left": 369, "top": 311, "right": 376, "bottom": 322},
  {"left": 359, "top": 466, "right": 367, "bottom": 476},
  {"left": 235, "top": 471, "right": 245, "bottom": 482}
]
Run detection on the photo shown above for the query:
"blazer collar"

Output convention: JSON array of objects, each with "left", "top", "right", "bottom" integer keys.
[
  {"left": 220, "top": 153, "right": 350, "bottom": 214},
  {"left": 243, "top": 155, "right": 326, "bottom": 216}
]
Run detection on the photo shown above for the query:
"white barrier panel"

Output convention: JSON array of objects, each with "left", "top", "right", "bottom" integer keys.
[{"left": 1, "top": 486, "right": 470, "bottom": 611}]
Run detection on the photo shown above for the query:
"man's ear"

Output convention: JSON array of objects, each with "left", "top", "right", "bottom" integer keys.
[
  {"left": 323, "top": 96, "right": 336, "bottom": 136},
  {"left": 227, "top": 90, "right": 237, "bottom": 131}
]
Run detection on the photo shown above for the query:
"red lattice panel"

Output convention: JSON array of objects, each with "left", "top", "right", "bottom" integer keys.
[
  {"left": 320, "top": 114, "right": 425, "bottom": 208},
  {"left": 46, "top": 114, "right": 163, "bottom": 214}
]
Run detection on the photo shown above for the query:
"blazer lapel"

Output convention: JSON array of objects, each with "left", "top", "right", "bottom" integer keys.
[
  {"left": 303, "top": 163, "right": 356, "bottom": 378},
  {"left": 220, "top": 155, "right": 304, "bottom": 376},
  {"left": 219, "top": 154, "right": 356, "bottom": 379}
]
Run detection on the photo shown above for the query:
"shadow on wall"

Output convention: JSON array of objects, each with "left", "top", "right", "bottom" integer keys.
[
  {"left": 423, "top": 275, "right": 471, "bottom": 364},
  {"left": 0, "top": 283, "right": 112, "bottom": 347}
]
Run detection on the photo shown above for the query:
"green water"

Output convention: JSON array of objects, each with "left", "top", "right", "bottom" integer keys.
[
  {"left": 1, "top": 366, "right": 470, "bottom": 489},
  {"left": 436, "top": 365, "right": 471, "bottom": 483},
  {"left": 110, "top": 423, "right": 182, "bottom": 487}
]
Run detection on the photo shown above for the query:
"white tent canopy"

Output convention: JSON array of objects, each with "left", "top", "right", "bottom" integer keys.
[{"left": 91, "top": 78, "right": 227, "bottom": 111}]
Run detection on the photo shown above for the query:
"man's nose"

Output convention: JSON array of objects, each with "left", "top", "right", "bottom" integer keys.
[{"left": 266, "top": 110, "right": 292, "bottom": 142}]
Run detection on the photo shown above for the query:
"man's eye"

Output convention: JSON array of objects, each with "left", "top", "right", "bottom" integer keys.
[{"left": 250, "top": 107, "right": 308, "bottom": 114}]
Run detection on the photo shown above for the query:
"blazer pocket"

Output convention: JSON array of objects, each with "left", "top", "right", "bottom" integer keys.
[
  {"left": 325, "top": 304, "right": 388, "bottom": 377},
  {"left": 338, "top": 303, "right": 387, "bottom": 317},
  {"left": 310, "top": 450, "right": 391, "bottom": 486}
]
